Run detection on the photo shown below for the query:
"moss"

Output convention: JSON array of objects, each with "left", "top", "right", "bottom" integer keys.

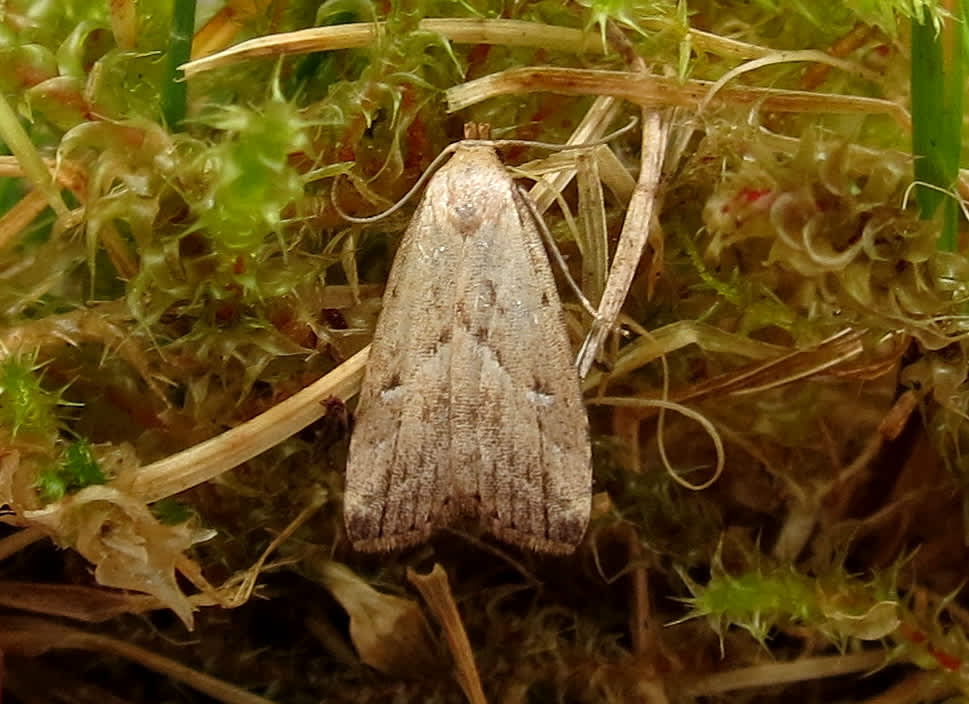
[
  {"left": 0, "top": 0, "right": 967, "bottom": 701},
  {"left": 35, "top": 437, "right": 107, "bottom": 502},
  {"left": 0, "top": 355, "right": 62, "bottom": 437}
]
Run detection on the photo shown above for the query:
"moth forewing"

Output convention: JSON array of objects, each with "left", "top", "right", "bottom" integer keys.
[{"left": 344, "top": 142, "right": 592, "bottom": 554}]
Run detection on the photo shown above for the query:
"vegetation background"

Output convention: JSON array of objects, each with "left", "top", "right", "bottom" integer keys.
[{"left": 0, "top": 0, "right": 968, "bottom": 702}]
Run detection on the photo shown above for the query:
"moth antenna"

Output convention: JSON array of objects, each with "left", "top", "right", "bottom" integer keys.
[
  {"left": 332, "top": 116, "right": 637, "bottom": 225},
  {"left": 516, "top": 185, "right": 598, "bottom": 319},
  {"left": 479, "top": 115, "right": 638, "bottom": 153},
  {"left": 330, "top": 142, "right": 464, "bottom": 224}
]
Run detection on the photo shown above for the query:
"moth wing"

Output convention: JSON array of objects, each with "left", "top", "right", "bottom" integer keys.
[
  {"left": 444, "top": 152, "right": 591, "bottom": 553},
  {"left": 343, "top": 170, "right": 462, "bottom": 551},
  {"left": 345, "top": 144, "right": 592, "bottom": 553}
]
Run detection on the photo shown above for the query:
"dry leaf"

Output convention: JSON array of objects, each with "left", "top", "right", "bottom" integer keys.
[
  {"left": 314, "top": 560, "right": 438, "bottom": 676},
  {"left": 24, "top": 485, "right": 214, "bottom": 628}
]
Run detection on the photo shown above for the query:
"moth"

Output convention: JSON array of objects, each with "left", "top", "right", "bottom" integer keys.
[{"left": 344, "top": 125, "right": 591, "bottom": 554}]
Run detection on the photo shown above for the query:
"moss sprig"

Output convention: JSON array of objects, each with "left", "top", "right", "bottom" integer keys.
[
  {"left": 0, "top": 354, "right": 63, "bottom": 438},
  {"left": 34, "top": 437, "right": 107, "bottom": 502}
]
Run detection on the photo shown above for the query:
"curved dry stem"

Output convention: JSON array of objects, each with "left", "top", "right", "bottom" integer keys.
[
  {"left": 0, "top": 526, "right": 48, "bottom": 561},
  {"left": 592, "top": 396, "right": 726, "bottom": 491},
  {"left": 446, "top": 67, "right": 911, "bottom": 128},
  {"left": 228, "top": 488, "right": 327, "bottom": 607},
  {"left": 0, "top": 614, "right": 276, "bottom": 704},
  {"left": 182, "top": 18, "right": 607, "bottom": 77},
  {"left": 130, "top": 345, "right": 368, "bottom": 503},
  {"left": 698, "top": 49, "right": 883, "bottom": 113},
  {"left": 684, "top": 650, "right": 888, "bottom": 696}
]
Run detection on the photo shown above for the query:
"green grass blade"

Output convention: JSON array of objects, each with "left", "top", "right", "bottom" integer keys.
[
  {"left": 160, "top": 0, "right": 196, "bottom": 131},
  {"left": 910, "top": 5, "right": 965, "bottom": 252}
]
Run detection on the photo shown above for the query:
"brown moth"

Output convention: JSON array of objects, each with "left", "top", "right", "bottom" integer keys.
[{"left": 344, "top": 125, "right": 591, "bottom": 554}]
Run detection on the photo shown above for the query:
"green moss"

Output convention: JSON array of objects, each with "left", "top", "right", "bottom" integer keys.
[
  {"left": 678, "top": 549, "right": 903, "bottom": 651},
  {"left": 1, "top": 1, "right": 968, "bottom": 700},
  {"left": 0, "top": 355, "right": 61, "bottom": 437},
  {"left": 193, "top": 97, "right": 309, "bottom": 253},
  {"left": 150, "top": 498, "right": 197, "bottom": 525},
  {"left": 35, "top": 437, "right": 107, "bottom": 502}
]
